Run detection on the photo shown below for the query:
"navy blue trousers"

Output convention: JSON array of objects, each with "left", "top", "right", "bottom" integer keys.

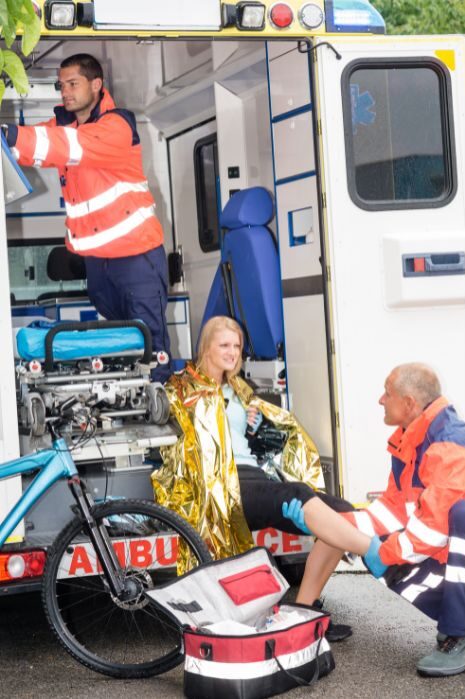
[
  {"left": 386, "top": 500, "right": 465, "bottom": 637},
  {"left": 85, "top": 245, "right": 172, "bottom": 383}
]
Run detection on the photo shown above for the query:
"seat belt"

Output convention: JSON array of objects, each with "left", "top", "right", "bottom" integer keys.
[{"left": 225, "top": 255, "right": 257, "bottom": 360}]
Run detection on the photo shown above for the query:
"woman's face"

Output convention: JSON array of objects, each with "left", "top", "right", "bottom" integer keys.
[{"left": 204, "top": 328, "right": 242, "bottom": 379}]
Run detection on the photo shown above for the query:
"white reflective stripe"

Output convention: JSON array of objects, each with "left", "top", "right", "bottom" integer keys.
[
  {"left": 401, "top": 583, "right": 426, "bottom": 603},
  {"left": 422, "top": 573, "right": 443, "bottom": 589},
  {"left": 449, "top": 536, "right": 465, "bottom": 556},
  {"left": 65, "top": 180, "right": 150, "bottom": 219},
  {"left": 352, "top": 511, "right": 375, "bottom": 537},
  {"left": 406, "top": 514, "right": 448, "bottom": 548},
  {"left": 33, "top": 126, "right": 50, "bottom": 164},
  {"left": 12, "top": 146, "right": 20, "bottom": 160},
  {"left": 68, "top": 205, "right": 156, "bottom": 252},
  {"left": 402, "top": 566, "right": 420, "bottom": 584},
  {"left": 367, "top": 499, "right": 404, "bottom": 533},
  {"left": 184, "top": 637, "right": 329, "bottom": 680},
  {"left": 64, "top": 127, "right": 83, "bottom": 165},
  {"left": 398, "top": 532, "right": 428, "bottom": 564},
  {"left": 405, "top": 502, "right": 416, "bottom": 517},
  {"left": 445, "top": 565, "right": 465, "bottom": 584},
  {"left": 400, "top": 571, "right": 445, "bottom": 602}
]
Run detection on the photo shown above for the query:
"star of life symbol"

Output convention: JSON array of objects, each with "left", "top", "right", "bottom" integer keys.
[{"left": 350, "top": 84, "right": 376, "bottom": 134}]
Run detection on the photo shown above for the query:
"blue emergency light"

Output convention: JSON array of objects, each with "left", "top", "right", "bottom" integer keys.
[{"left": 325, "top": 0, "right": 385, "bottom": 34}]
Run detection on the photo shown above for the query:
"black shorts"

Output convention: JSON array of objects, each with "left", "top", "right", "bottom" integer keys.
[{"left": 238, "top": 464, "right": 354, "bottom": 535}]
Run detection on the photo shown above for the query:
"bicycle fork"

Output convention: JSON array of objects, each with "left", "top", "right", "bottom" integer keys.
[{"left": 67, "top": 476, "right": 130, "bottom": 600}]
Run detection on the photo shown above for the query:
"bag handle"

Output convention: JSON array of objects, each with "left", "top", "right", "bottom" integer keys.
[{"left": 265, "top": 621, "right": 324, "bottom": 688}]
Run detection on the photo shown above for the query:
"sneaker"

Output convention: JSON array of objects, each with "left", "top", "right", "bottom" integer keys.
[
  {"left": 417, "top": 636, "right": 465, "bottom": 677},
  {"left": 312, "top": 599, "right": 353, "bottom": 642}
]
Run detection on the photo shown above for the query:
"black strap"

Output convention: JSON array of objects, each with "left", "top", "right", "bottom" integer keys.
[
  {"left": 265, "top": 621, "right": 324, "bottom": 689},
  {"left": 226, "top": 255, "right": 256, "bottom": 359}
]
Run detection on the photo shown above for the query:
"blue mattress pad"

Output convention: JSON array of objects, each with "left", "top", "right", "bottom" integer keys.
[{"left": 16, "top": 321, "right": 145, "bottom": 362}]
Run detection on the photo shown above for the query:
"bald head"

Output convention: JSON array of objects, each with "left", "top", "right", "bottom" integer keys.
[{"left": 379, "top": 363, "right": 442, "bottom": 429}]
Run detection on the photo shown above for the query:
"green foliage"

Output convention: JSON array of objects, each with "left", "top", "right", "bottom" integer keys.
[
  {"left": 372, "top": 0, "right": 465, "bottom": 34},
  {"left": 0, "top": 0, "right": 40, "bottom": 100}
]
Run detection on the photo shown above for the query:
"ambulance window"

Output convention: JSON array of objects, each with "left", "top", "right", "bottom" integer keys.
[
  {"left": 8, "top": 240, "right": 86, "bottom": 304},
  {"left": 194, "top": 133, "right": 220, "bottom": 252},
  {"left": 343, "top": 59, "right": 455, "bottom": 210}
]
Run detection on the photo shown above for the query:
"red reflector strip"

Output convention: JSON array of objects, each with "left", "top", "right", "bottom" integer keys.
[{"left": 413, "top": 257, "right": 426, "bottom": 273}]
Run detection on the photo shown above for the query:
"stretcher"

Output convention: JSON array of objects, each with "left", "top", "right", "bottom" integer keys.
[{"left": 16, "top": 320, "right": 176, "bottom": 463}]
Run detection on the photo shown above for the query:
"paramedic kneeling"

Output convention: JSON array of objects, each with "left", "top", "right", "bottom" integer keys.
[
  {"left": 283, "top": 363, "right": 465, "bottom": 677},
  {"left": 3, "top": 53, "right": 171, "bottom": 382}
]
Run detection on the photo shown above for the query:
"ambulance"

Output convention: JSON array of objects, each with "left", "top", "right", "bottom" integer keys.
[{"left": 0, "top": 0, "right": 464, "bottom": 589}]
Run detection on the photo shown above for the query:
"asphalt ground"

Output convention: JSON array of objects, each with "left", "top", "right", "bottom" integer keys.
[{"left": 2, "top": 572, "right": 465, "bottom": 699}]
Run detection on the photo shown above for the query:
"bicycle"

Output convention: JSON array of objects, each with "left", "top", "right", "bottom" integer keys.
[{"left": 0, "top": 419, "right": 211, "bottom": 678}]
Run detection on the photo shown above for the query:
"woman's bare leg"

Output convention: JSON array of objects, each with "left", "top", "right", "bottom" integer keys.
[
  {"left": 303, "top": 497, "right": 371, "bottom": 555},
  {"left": 296, "top": 539, "right": 345, "bottom": 605}
]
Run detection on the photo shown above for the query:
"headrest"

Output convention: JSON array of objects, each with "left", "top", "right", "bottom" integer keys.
[
  {"left": 47, "top": 246, "right": 86, "bottom": 282},
  {"left": 220, "top": 187, "right": 274, "bottom": 229}
]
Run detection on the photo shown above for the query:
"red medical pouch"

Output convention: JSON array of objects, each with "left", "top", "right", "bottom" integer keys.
[{"left": 149, "top": 547, "right": 335, "bottom": 699}]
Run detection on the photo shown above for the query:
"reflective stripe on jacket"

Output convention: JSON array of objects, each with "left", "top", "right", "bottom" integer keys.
[
  {"left": 13, "top": 89, "right": 163, "bottom": 258},
  {"left": 344, "top": 397, "right": 465, "bottom": 566}
]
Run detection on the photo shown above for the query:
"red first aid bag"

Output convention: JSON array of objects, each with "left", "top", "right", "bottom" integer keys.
[{"left": 148, "top": 547, "right": 335, "bottom": 699}]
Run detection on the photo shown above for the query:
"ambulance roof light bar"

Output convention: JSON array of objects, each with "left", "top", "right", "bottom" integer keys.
[{"left": 324, "top": 0, "right": 385, "bottom": 34}]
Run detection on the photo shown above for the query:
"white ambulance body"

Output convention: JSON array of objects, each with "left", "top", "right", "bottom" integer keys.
[{"left": 0, "top": 0, "right": 464, "bottom": 588}]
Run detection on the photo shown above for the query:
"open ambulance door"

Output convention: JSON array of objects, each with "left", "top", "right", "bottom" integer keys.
[{"left": 316, "top": 36, "right": 465, "bottom": 503}]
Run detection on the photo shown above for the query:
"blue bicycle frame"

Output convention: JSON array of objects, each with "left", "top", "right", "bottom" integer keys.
[{"left": 0, "top": 438, "right": 78, "bottom": 547}]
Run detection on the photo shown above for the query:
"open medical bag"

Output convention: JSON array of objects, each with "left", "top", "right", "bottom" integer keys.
[{"left": 148, "top": 547, "right": 335, "bottom": 699}]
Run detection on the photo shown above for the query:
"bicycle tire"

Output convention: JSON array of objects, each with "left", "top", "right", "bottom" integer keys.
[{"left": 42, "top": 498, "right": 211, "bottom": 679}]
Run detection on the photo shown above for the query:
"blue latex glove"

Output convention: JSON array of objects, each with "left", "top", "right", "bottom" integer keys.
[
  {"left": 364, "top": 535, "right": 388, "bottom": 578},
  {"left": 282, "top": 499, "right": 312, "bottom": 535},
  {"left": 246, "top": 410, "right": 263, "bottom": 435}
]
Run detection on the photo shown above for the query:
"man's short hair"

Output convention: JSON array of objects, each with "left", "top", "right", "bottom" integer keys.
[
  {"left": 392, "top": 363, "right": 441, "bottom": 409},
  {"left": 60, "top": 54, "right": 103, "bottom": 82}
]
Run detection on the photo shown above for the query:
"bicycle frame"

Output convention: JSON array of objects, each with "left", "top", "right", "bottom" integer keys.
[
  {"left": 0, "top": 436, "right": 134, "bottom": 598},
  {"left": 0, "top": 438, "right": 78, "bottom": 547}
]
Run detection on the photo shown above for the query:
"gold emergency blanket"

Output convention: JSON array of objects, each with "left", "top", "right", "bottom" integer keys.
[{"left": 152, "top": 363, "right": 321, "bottom": 571}]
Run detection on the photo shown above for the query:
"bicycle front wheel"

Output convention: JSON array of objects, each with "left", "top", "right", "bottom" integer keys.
[{"left": 42, "top": 499, "right": 211, "bottom": 679}]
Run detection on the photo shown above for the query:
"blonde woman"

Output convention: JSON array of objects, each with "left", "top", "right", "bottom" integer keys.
[{"left": 152, "top": 316, "right": 374, "bottom": 640}]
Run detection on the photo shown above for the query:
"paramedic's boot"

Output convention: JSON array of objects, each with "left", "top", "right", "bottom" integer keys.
[
  {"left": 417, "top": 636, "right": 465, "bottom": 677},
  {"left": 312, "top": 599, "right": 352, "bottom": 642}
]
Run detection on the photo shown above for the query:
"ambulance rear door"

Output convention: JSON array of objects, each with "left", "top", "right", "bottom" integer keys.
[{"left": 316, "top": 35, "right": 465, "bottom": 502}]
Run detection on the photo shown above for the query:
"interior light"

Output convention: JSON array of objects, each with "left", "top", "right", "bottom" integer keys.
[
  {"left": 299, "top": 3, "right": 324, "bottom": 29},
  {"left": 236, "top": 2, "right": 266, "bottom": 30},
  {"left": 269, "top": 3, "right": 294, "bottom": 29},
  {"left": 44, "top": 0, "right": 77, "bottom": 29}
]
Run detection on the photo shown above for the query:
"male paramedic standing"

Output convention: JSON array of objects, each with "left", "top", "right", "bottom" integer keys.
[{"left": 4, "top": 53, "right": 171, "bottom": 383}]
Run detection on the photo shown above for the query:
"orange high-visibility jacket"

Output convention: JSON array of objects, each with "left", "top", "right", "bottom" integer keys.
[
  {"left": 344, "top": 397, "right": 465, "bottom": 566},
  {"left": 12, "top": 89, "right": 163, "bottom": 258}
]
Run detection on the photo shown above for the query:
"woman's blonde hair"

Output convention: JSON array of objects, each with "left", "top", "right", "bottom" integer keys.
[{"left": 196, "top": 316, "right": 244, "bottom": 381}]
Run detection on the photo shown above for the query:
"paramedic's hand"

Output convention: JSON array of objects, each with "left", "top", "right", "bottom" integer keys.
[
  {"left": 364, "top": 535, "right": 388, "bottom": 578},
  {"left": 246, "top": 406, "right": 263, "bottom": 435},
  {"left": 282, "top": 499, "right": 312, "bottom": 535}
]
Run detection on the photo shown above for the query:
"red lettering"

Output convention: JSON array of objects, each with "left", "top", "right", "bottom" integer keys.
[
  {"left": 130, "top": 539, "right": 152, "bottom": 568},
  {"left": 156, "top": 536, "right": 178, "bottom": 566},
  {"left": 68, "top": 546, "right": 93, "bottom": 576},
  {"left": 255, "top": 528, "right": 279, "bottom": 554},
  {"left": 282, "top": 533, "right": 302, "bottom": 553}
]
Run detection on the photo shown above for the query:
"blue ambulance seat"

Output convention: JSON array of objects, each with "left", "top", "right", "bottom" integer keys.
[{"left": 200, "top": 187, "right": 284, "bottom": 359}]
